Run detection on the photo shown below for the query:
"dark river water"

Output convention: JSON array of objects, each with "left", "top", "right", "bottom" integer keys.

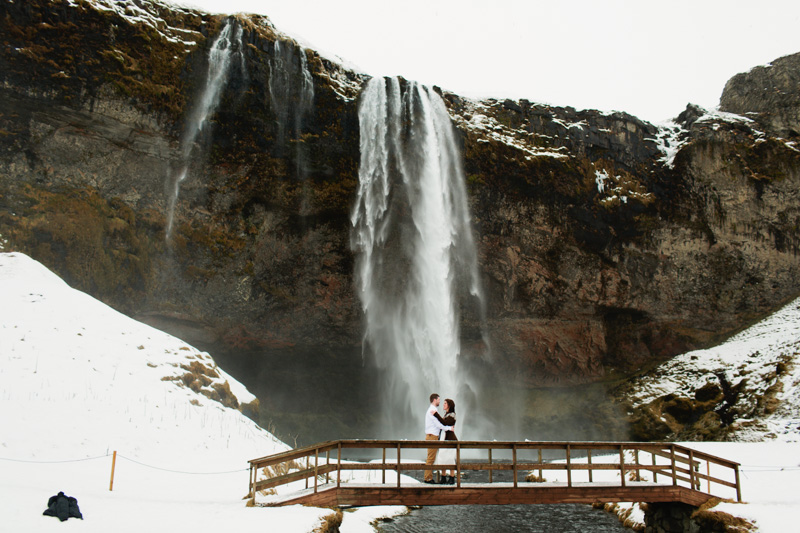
[
  {"left": 373, "top": 463, "right": 630, "bottom": 533},
  {"left": 376, "top": 503, "right": 630, "bottom": 533}
]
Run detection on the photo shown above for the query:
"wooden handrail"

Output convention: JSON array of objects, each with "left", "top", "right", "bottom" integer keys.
[{"left": 249, "top": 440, "right": 742, "bottom": 504}]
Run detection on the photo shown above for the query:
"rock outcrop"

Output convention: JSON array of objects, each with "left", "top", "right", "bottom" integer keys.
[
  {"left": 720, "top": 51, "right": 800, "bottom": 139},
  {"left": 2, "top": 0, "right": 800, "bottom": 439}
]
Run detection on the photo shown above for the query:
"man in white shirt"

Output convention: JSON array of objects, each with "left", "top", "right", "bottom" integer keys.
[{"left": 424, "top": 393, "right": 453, "bottom": 484}]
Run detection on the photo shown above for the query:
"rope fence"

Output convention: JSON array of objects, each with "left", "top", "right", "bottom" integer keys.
[
  {"left": 0, "top": 454, "right": 111, "bottom": 464},
  {"left": 116, "top": 454, "right": 248, "bottom": 475},
  {"left": 1, "top": 451, "right": 250, "bottom": 491}
]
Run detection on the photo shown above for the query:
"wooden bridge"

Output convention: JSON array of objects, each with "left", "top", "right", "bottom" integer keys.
[{"left": 248, "top": 440, "right": 741, "bottom": 508}]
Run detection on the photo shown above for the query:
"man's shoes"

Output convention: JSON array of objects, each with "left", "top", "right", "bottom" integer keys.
[
  {"left": 438, "top": 476, "right": 448, "bottom": 484},
  {"left": 424, "top": 479, "right": 436, "bottom": 484},
  {"left": 448, "top": 476, "right": 456, "bottom": 485}
]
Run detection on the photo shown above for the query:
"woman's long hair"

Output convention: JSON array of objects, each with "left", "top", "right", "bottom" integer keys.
[{"left": 445, "top": 398, "right": 456, "bottom": 414}]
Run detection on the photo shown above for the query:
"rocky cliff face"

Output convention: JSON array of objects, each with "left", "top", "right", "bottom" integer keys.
[
  {"left": 2, "top": 0, "right": 800, "bottom": 438},
  {"left": 454, "top": 96, "right": 800, "bottom": 386}
]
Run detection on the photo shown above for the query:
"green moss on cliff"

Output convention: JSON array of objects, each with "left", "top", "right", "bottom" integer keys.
[
  {"left": 0, "top": 0, "right": 215, "bottom": 120},
  {"left": 0, "top": 181, "right": 161, "bottom": 312}
]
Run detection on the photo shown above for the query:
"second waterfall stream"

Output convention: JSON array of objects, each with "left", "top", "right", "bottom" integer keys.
[{"left": 165, "top": 20, "right": 242, "bottom": 242}]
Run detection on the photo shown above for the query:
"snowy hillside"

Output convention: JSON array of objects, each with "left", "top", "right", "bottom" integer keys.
[
  {"left": 617, "top": 296, "right": 800, "bottom": 442},
  {"left": 0, "top": 252, "right": 341, "bottom": 532}
]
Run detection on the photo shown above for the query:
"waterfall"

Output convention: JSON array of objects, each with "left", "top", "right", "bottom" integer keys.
[
  {"left": 351, "top": 77, "right": 488, "bottom": 439},
  {"left": 267, "top": 39, "right": 315, "bottom": 171},
  {"left": 165, "top": 20, "right": 243, "bottom": 241}
]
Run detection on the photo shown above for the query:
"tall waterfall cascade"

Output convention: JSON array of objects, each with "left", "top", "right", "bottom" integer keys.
[
  {"left": 351, "top": 77, "right": 489, "bottom": 439},
  {"left": 165, "top": 20, "right": 243, "bottom": 241}
]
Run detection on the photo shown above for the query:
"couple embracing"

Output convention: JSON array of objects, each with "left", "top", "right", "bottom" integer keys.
[{"left": 423, "top": 393, "right": 458, "bottom": 485}]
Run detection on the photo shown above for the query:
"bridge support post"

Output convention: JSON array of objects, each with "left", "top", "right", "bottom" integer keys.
[{"left": 643, "top": 502, "right": 699, "bottom": 533}]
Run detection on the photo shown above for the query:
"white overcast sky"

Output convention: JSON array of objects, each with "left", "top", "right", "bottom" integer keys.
[{"left": 173, "top": 0, "right": 800, "bottom": 123}]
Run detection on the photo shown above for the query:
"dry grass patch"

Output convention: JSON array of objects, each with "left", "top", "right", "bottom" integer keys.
[
  {"left": 162, "top": 360, "right": 240, "bottom": 409},
  {"left": 600, "top": 502, "right": 645, "bottom": 532},
  {"left": 257, "top": 459, "right": 304, "bottom": 496},
  {"left": 262, "top": 459, "right": 304, "bottom": 480},
  {"left": 691, "top": 498, "right": 756, "bottom": 532},
  {"left": 313, "top": 509, "right": 343, "bottom": 533},
  {"left": 627, "top": 470, "right": 644, "bottom": 482}
]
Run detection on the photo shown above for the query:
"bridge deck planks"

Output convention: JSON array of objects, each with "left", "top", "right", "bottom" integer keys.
[{"left": 261, "top": 482, "right": 713, "bottom": 508}]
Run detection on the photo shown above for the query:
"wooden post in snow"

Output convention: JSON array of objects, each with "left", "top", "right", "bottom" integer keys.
[{"left": 109, "top": 451, "right": 117, "bottom": 491}]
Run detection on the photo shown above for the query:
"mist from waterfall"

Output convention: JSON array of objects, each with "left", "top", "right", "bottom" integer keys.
[
  {"left": 351, "top": 77, "right": 489, "bottom": 439},
  {"left": 165, "top": 20, "right": 243, "bottom": 241}
]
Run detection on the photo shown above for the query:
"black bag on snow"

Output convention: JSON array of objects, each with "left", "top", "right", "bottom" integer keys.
[{"left": 43, "top": 491, "right": 83, "bottom": 521}]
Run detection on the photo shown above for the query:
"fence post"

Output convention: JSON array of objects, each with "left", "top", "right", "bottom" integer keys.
[
  {"left": 382, "top": 446, "right": 386, "bottom": 485},
  {"left": 670, "top": 445, "right": 677, "bottom": 487},
  {"left": 326, "top": 450, "right": 330, "bottom": 484},
  {"left": 249, "top": 464, "right": 255, "bottom": 499},
  {"left": 619, "top": 445, "right": 626, "bottom": 487},
  {"left": 337, "top": 442, "right": 341, "bottom": 488},
  {"left": 396, "top": 443, "right": 401, "bottom": 488},
  {"left": 314, "top": 448, "right": 319, "bottom": 493},
  {"left": 109, "top": 450, "right": 117, "bottom": 491},
  {"left": 538, "top": 448, "right": 543, "bottom": 481},
  {"left": 634, "top": 448, "right": 640, "bottom": 482},
  {"left": 566, "top": 444, "right": 572, "bottom": 488},
  {"left": 688, "top": 449, "right": 695, "bottom": 490},
  {"left": 735, "top": 464, "right": 742, "bottom": 502},
  {"left": 652, "top": 451, "right": 658, "bottom": 483},
  {"left": 587, "top": 449, "right": 593, "bottom": 483},
  {"left": 456, "top": 443, "right": 461, "bottom": 488},
  {"left": 488, "top": 448, "right": 493, "bottom": 484},
  {"left": 512, "top": 444, "right": 518, "bottom": 488}
]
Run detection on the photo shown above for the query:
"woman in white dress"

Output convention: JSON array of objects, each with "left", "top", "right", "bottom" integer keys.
[{"left": 434, "top": 398, "right": 458, "bottom": 484}]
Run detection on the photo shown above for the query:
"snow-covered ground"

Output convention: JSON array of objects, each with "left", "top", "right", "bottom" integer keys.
[{"left": 0, "top": 252, "right": 403, "bottom": 532}]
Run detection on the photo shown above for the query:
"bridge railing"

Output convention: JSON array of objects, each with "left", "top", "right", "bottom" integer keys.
[{"left": 248, "top": 440, "right": 741, "bottom": 503}]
